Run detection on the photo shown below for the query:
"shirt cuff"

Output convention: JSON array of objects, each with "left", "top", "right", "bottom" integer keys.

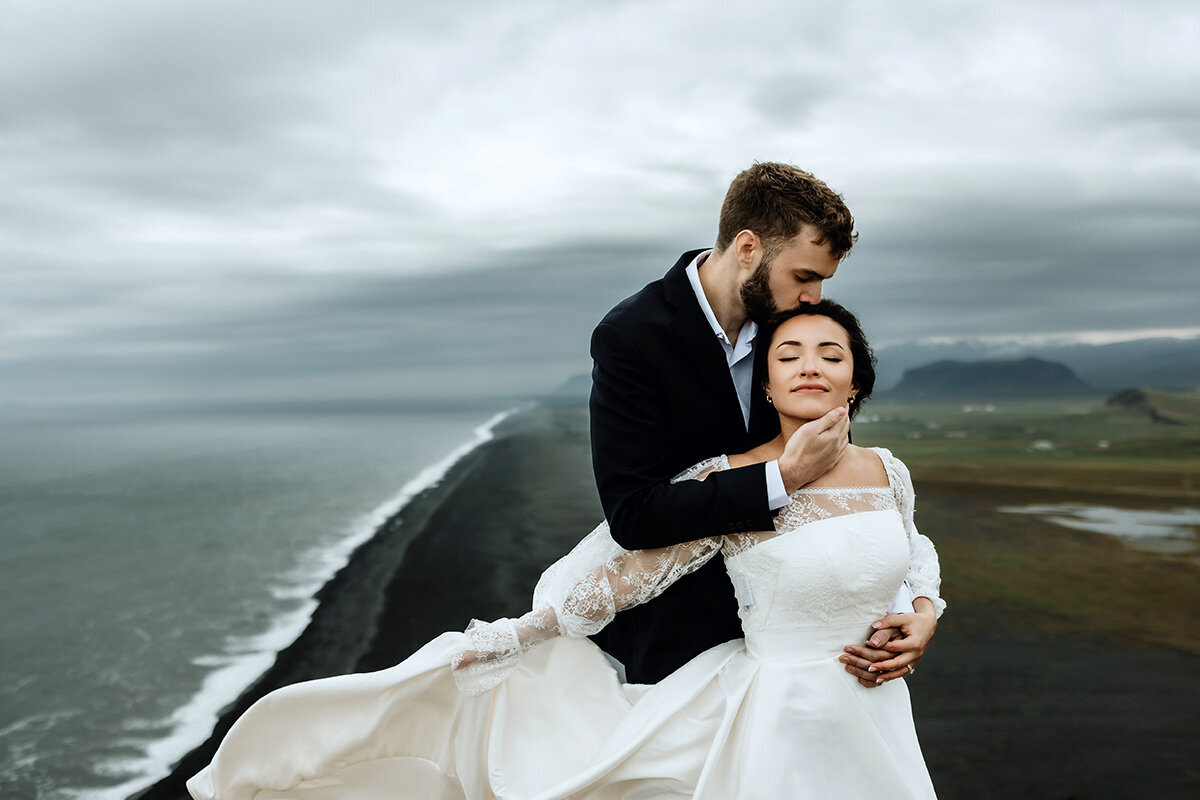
[
  {"left": 889, "top": 582, "right": 915, "bottom": 614},
  {"left": 765, "top": 460, "right": 789, "bottom": 510}
]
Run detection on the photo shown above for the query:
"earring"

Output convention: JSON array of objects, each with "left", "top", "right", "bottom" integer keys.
[{"left": 766, "top": 394, "right": 773, "bottom": 405}]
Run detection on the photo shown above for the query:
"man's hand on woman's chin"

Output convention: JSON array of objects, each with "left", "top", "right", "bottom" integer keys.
[
  {"left": 778, "top": 407, "right": 850, "bottom": 493},
  {"left": 838, "top": 601, "right": 938, "bottom": 688}
]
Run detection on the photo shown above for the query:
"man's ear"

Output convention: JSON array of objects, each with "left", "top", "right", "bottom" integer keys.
[{"left": 733, "top": 230, "right": 762, "bottom": 272}]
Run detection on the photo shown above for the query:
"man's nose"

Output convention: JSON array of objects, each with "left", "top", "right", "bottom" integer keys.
[{"left": 798, "top": 282, "right": 823, "bottom": 304}]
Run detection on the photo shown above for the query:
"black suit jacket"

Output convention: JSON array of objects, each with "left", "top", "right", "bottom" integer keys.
[{"left": 589, "top": 250, "right": 781, "bottom": 683}]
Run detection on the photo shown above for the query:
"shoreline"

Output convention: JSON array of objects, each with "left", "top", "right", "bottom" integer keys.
[
  {"left": 133, "top": 403, "right": 1200, "bottom": 800},
  {"left": 130, "top": 407, "right": 545, "bottom": 800}
]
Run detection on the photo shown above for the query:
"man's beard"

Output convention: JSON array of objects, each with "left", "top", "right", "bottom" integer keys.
[{"left": 739, "top": 259, "right": 779, "bottom": 324}]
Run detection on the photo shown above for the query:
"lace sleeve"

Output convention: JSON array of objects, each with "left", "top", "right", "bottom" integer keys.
[
  {"left": 451, "top": 458, "right": 730, "bottom": 695},
  {"left": 875, "top": 448, "right": 946, "bottom": 618},
  {"left": 451, "top": 523, "right": 723, "bottom": 694},
  {"left": 669, "top": 454, "right": 730, "bottom": 483}
]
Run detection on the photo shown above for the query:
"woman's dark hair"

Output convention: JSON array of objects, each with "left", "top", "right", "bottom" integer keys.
[{"left": 754, "top": 299, "right": 876, "bottom": 419}]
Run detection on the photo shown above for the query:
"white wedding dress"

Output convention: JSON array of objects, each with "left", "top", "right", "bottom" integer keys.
[{"left": 188, "top": 447, "right": 943, "bottom": 800}]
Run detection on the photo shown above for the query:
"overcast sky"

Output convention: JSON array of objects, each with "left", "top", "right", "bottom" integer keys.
[{"left": 2, "top": 0, "right": 1197, "bottom": 406}]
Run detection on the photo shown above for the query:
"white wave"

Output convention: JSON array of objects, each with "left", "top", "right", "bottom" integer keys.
[{"left": 85, "top": 405, "right": 527, "bottom": 800}]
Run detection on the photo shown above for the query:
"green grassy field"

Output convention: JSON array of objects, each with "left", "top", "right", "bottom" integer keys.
[
  {"left": 850, "top": 397, "right": 1200, "bottom": 655},
  {"left": 912, "top": 481, "right": 1200, "bottom": 655},
  {"left": 856, "top": 397, "right": 1200, "bottom": 498}
]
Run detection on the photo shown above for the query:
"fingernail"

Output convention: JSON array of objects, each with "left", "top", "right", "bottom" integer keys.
[
  {"left": 872, "top": 622, "right": 882, "bottom": 629},
  {"left": 868, "top": 666, "right": 878, "bottom": 672},
  {"left": 875, "top": 678, "right": 884, "bottom": 685}
]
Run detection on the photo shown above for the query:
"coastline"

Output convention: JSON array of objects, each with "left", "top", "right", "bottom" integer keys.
[
  {"left": 132, "top": 402, "right": 1200, "bottom": 800},
  {"left": 130, "top": 403, "right": 600, "bottom": 800}
]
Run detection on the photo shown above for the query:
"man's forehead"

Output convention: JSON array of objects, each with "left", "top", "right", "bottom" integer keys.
[{"left": 777, "top": 235, "right": 838, "bottom": 264}]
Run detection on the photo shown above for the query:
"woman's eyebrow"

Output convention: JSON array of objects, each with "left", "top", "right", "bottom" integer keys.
[{"left": 774, "top": 340, "right": 847, "bottom": 350}]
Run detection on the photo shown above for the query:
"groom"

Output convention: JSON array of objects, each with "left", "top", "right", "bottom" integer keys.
[{"left": 589, "top": 162, "right": 937, "bottom": 686}]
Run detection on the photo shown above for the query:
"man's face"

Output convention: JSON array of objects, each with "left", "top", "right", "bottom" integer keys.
[{"left": 738, "top": 227, "right": 840, "bottom": 323}]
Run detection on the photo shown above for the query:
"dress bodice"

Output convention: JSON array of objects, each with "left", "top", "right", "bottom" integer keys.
[
  {"left": 724, "top": 508, "right": 910, "bottom": 639},
  {"left": 452, "top": 447, "right": 942, "bottom": 695},
  {"left": 687, "top": 453, "right": 914, "bottom": 636}
]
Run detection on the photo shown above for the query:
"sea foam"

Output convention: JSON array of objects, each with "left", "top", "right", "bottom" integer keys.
[{"left": 88, "top": 406, "right": 524, "bottom": 800}]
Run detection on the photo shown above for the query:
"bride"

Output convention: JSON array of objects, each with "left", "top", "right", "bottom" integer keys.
[{"left": 187, "top": 300, "right": 944, "bottom": 800}]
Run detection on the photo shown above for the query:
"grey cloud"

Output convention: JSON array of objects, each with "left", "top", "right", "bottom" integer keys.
[
  {"left": 750, "top": 78, "right": 837, "bottom": 128},
  {"left": 2, "top": 0, "right": 1198, "bottom": 407},
  {"left": 0, "top": 237, "right": 672, "bottom": 404}
]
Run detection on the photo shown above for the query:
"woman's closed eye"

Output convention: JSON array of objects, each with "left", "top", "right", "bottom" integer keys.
[{"left": 777, "top": 357, "right": 841, "bottom": 363}]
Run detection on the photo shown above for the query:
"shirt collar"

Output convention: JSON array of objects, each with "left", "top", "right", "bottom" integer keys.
[{"left": 684, "top": 251, "right": 758, "bottom": 348}]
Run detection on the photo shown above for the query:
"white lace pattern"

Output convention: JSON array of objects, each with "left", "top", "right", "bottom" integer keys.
[{"left": 451, "top": 448, "right": 943, "bottom": 694}]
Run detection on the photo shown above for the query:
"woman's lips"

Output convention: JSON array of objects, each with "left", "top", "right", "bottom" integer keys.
[{"left": 791, "top": 385, "right": 828, "bottom": 393}]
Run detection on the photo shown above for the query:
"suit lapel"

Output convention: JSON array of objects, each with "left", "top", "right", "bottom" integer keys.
[{"left": 662, "top": 253, "right": 749, "bottom": 444}]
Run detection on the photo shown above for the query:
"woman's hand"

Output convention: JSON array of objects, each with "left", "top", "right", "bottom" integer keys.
[
  {"left": 450, "top": 649, "right": 478, "bottom": 671},
  {"left": 840, "top": 601, "right": 937, "bottom": 687},
  {"left": 450, "top": 617, "right": 522, "bottom": 673}
]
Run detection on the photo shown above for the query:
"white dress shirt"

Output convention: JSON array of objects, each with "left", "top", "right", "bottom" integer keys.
[{"left": 685, "top": 252, "right": 790, "bottom": 510}]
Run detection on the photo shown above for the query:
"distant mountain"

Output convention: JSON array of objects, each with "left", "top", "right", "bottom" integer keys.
[
  {"left": 544, "top": 372, "right": 592, "bottom": 404},
  {"left": 1105, "top": 387, "right": 1200, "bottom": 425},
  {"left": 875, "top": 336, "right": 1200, "bottom": 393},
  {"left": 887, "top": 357, "right": 1091, "bottom": 400}
]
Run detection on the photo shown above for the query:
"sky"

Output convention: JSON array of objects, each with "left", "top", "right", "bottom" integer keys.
[{"left": 2, "top": 0, "right": 1198, "bottom": 407}]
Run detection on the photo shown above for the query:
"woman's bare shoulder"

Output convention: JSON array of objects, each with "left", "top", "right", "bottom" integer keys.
[
  {"left": 805, "top": 444, "right": 890, "bottom": 488},
  {"left": 843, "top": 445, "right": 890, "bottom": 486}
]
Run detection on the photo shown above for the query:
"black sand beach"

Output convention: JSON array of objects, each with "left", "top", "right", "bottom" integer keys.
[{"left": 135, "top": 402, "right": 1200, "bottom": 800}]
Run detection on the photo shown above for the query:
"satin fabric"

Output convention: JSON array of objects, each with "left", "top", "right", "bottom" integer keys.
[{"left": 189, "top": 510, "right": 937, "bottom": 800}]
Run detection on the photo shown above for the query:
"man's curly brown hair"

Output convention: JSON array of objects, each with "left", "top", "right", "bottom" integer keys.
[{"left": 715, "top": 162, "right": 857, "bottom": 260}]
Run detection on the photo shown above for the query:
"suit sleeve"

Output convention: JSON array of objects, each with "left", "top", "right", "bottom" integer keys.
[{"left": 589, "top": 320, "right": 776, "bottom": 550}]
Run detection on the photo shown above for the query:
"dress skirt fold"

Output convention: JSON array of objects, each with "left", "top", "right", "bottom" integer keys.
[
  {"left": 188, "top": 629, "right": 933, "bottom": 800},
  {"left": 189, "top": 496, "right": 939, "bottom": 799}
]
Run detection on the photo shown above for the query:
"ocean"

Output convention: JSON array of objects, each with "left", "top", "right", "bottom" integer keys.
[
  {"left": 0, "top": 404, "right": 522, "bottom": 800},
  {"left": 0, "top": 239, "right": 669, "bottom": 800}
]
